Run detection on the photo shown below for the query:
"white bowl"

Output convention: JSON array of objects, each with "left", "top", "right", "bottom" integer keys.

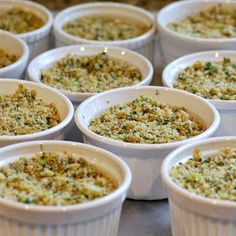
[
  {"left": 54, "top": 2, "right": 156, "bottom": 62},
  {"left": 161, "top": 136, "right": 236, "bottom": 236},
  {"left": 75, "top": 86, "right": 220, "bottom": 200},
  {"left": 162, "top": 50, "right": 236, "bottom": 137},
  {"left": 0, "top": 30, "right": 29, "bottom": 79},
  {"left": 0, "top": 140, "right": 131, "bottom": 236},
  {"left": 0, "top": 0, "right": 53, "bottom": 61},
  {"left": 157, "top": 0, "right": 236, "bottom": 64},
  {"left": 28, "top": 44, "right": 153, "bottom": 105},
  {"left": 0, "top": 79, "right": 74, "bottom": 147}
]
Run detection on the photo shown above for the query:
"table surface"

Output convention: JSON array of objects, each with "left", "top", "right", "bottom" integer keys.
[{"left": 118, "top": 199, "right": 171, "bottom": 236}]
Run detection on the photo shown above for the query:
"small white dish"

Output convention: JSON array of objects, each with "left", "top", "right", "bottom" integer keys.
[
  {"left": 0, "top": 30, "right": 29, "bottom": 79},
  {"left": 0, "top": 79, "right": 74, "bottom": 147},
  {"left": 161, "top": 136, "right": 236, "bottom": 236},
  {"left": 0, "top": 140, "right": 131, "bottom": 236},
  {"left": 53, "top": 2, "right": 156, "bottom": 62},
  {"left": 75, "top": 86, "right": 220, "bottom": 200},
  {"left": 162, "top": 50, "right": 236, "bottom": 137},
  {"left": 0, "top": 0, "right": 53, "bottom": 61},
  {"left": 28, "top": 44, "right": 153, "bottom": 105},
  {"left": 157, "top": 0, "right": 236, "bottom": 64}
]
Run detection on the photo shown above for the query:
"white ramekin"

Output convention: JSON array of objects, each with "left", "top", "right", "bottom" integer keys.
[
  {"left": 161, "top": 136, "right": 236, "bottom": 236},
  {"left": 0, "top": 140, "right": 131, "bottom": 236},
  {"left": 75, "top": 86, "right": 220, "bottom": 200},
  {"left": 0, "top": 30, "right": 29, "bottom": 79},
  {"left": 162, "top": 50, "right": 236, "bottom": 137},
  {"left": 53, "top": 2, "right": 156, "bottom": 62},
  {"left": 0, "top": 79, "right": 74, "bottom": 147},
  {"left": 28, "top": 44, "right": 153, "bottom": 105},
  {"left": 157, "top": 0, "right": 236, "bottom": 64},
  {"left": 28, "top": 44, "right": 153, "bottom": 141},
  {"left": 0, "top": 0, "right": 53, "bottom": 61}
]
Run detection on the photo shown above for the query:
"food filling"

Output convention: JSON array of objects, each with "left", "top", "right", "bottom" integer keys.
[
  {"left": 41, "top": 53, "right": 143, "bottom": 93},
  {"left": 89, "top": 96, "right": 204, "bottom": 144},
  {"left": 0, "top": 85, "right": 61, "bottom": 135},
  {"left": 0, "top": 151, "right": 116, "bottom": 205},
  {"left": 0, "top": 7, "right": 44, "bottom": 34},
  {"left": 0, "top": 48, "right": 19, "bottom": 68},
  {"left": 170, "top": 148, "right": 236, "bottom": 201},
  {"left": 63, "top": 15, "right": 150, "bottom": 41},
  {"left": 174, "top": 58, "right": 236, "bottom": 100},
  {"left": 168, "top": 5, "right": 236, "bottom": 38}
]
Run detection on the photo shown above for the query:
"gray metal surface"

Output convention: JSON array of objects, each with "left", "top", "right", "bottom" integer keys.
[{"left": 119, "top": 200, "right": 171, "bottom": 236}]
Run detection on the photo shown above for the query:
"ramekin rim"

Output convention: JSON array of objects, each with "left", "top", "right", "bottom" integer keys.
[
  {"left": 0, "top": 0, "right": 53, "bottom": 38},
  {"left": 161, "top": 136, "right": 236, "bottom": 209},
  {"left": 0, "top": 140, "right": 132, "bottom": 212},
  {"left": 28, "top": 44, "right": 154, "bottom": 98},
  {"left": 75, "top": 86, "right": 220, "bottom": 150},
  {"left": 157, "top": 0, "right": 236, "bottom": 43},
  {"left": 0, "top": 79, "right": 74, "bottom": 141},
  {"left": 162, "top": 50, "right": 236, "bottom": 106},
  {"left": 54, "top": 1, "right": 156, "bottom": 45},
  {"left": 0, "top": 30, "right": 29, "bottom": 74}
]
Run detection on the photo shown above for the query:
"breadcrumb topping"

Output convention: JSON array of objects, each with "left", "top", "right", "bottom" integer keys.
[
  {"left": 174, "top": 58, "right": 236, "bottom": 100},
  {"left": 0, "top": 7, "right": 44, "bottom": 34},
  {"left": 168, "top": 5, "right": 236, "bottom": 38},
  {"left": 89, "top": 96, "right": 204, "bottom": 144},
  {"left": 0, "top": 151, "right": 116, "bottom": 205},
  {"left": 170, "top": 148, "right": 236, "bottom": 201},
  {"left": 41, "top": 53, "right": 143, "bottom": 93},
  {"left": 0, "top": 85, "right": 61, "bottom": 136},
  {"left": 63, "top": 15, "right": 150, "bottom": 41},
  {"left": 0, "top": 48, "right": 19, "bottom": 68}
]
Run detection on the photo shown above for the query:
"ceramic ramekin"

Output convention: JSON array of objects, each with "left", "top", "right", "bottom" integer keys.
[
  {"left": 0, "top": 30, "right": 29, "bottom": 79},
  {"left": 54, "top": 2, "right": 156, "bottom": 62},
  {"left": 157, "top": 0, "right": 236, "bottom": 64},
  {"left": 161, "top": 137, "right": 236, "bottom": 236},
  {"left": 75, "top": 86, "right": 220, "bottom": 200},
  {"left": 162, "top": 50, "right": 236, "bottom": 137},
  {"left": 0, "top": 140, "right": 131, "bottom": 236},
  {"left": 0, "top": 79, "right": 74, "bottom": 147},
  {"left": 0, "top": 0, "right": 53, "bottom": 61},
  {"left": 28, "top": 44, "right": 153, "bottom": 141},
  {"left": 28, "top": 44, "right": 153, "bottom": 105}
]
